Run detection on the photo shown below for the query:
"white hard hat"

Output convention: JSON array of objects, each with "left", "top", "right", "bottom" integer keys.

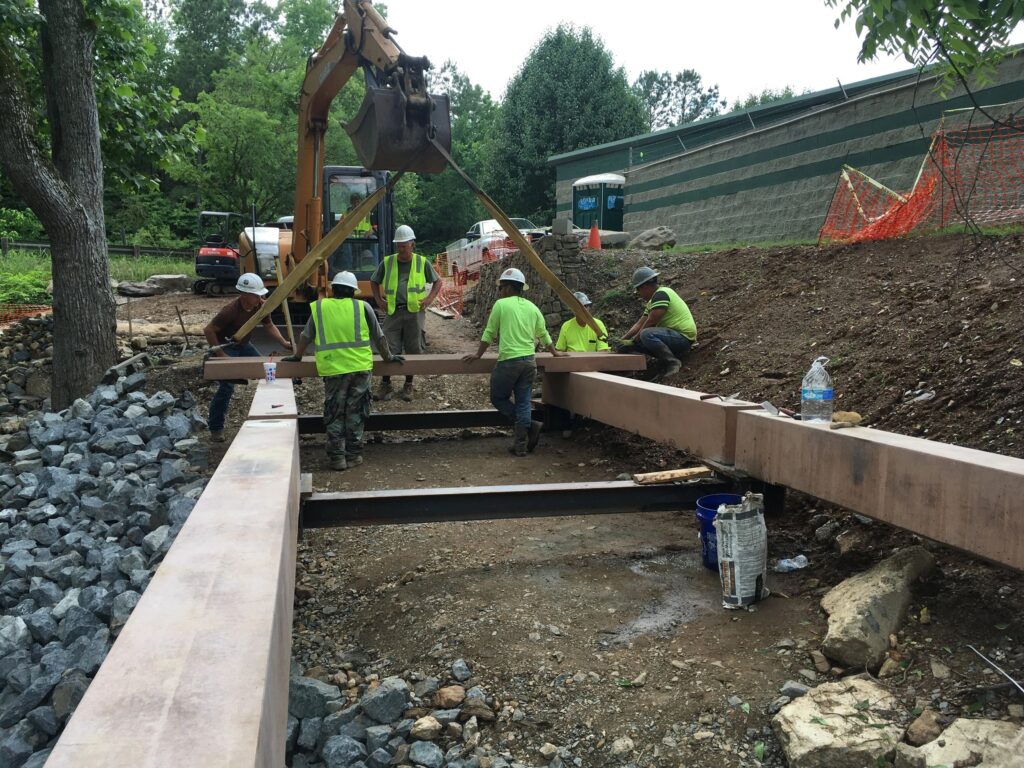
[
  {"left": 573, "top": 291, "right": 592, "bottom": 306},
  {"left": 331, "top": 271, "right": 359, "bottom": 290},
  {"left": 394, "top": 224, "right": 416, "bottom": 243},
  {"left": 236, "top": 273, "right": 268, "bottom": 296},
  {"left": 497, "top": 267, "right": 528, "bottom": 289}
]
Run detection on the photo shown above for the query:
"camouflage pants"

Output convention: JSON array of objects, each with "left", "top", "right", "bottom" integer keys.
[{"left": 324, "top": 371, "right": 372, "bottom": 460}]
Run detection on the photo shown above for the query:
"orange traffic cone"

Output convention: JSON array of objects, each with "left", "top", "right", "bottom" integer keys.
[{"left": 587, "top": 221, "right": 602, "bottom": 250}]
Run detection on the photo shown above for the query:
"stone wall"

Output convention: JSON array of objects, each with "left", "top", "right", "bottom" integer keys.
[
  {"left": 467, "top": 235, "right": 585, "bottom": 335},
  {"left": 552, "top": 56, "right": 1024, "bottom": 246}
]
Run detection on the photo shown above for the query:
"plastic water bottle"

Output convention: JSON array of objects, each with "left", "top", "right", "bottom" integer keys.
[
  {"left": 801, "top": 356, "right": 833, "bottom": 423},
  {"left": 773, "top": 555, "right": 809, "bottom": 573}
]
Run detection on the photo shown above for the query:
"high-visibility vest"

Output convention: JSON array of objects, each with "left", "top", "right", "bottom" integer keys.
[
  {"left": 310, "top": 298, "right": 373, "bottom": 376},
  {"left": 382, "top": 253, "right": 428, "bottom": 314}
]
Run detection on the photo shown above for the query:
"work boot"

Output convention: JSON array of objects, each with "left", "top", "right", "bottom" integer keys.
[
  {"left": 346, "top": 455, "right": 363, "bottom": 468},
  {"left": 375, "top": 381, "right": 394, "bottom": 401},
  {"left": 508, "top": 425, "right": 529, "bottom": 457},
  {"left": 210, "top": 430, "right": 225, "bottom": 443},
  {"left": 330, "top": 456, "right": 347, "bottom": 471},
  {"left": 400, "top": 382, "right": 414, "bottom": 402},
  {"left": 652, "top": 357, "right": 682, "bottom": 381},
  {"left": 527, "top": 420, "right": 543, "bottom": 452}
]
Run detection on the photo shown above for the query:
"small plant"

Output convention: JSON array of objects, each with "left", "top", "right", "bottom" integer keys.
[{"left": 0, "top": 271, "right": 50, "bottom": 305}]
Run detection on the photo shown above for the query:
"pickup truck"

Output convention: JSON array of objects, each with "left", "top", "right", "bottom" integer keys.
[{"left": 443, "top": 218, "right": 546, "bottom": 281}]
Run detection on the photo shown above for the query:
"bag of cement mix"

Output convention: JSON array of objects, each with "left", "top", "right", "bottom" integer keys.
[{"left": 714, "top": 492, "right": 770, "bottom": 609}]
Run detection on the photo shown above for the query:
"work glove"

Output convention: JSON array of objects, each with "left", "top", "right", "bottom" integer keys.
[
  {"left": 614, "top": 338, "right": 635, "bottom": 353},
  {"left": 280, "top": 354, "right": 302, "bottom": 363},
  {"left": 388, "top": 355, "right": 406, "bottom": 364}
]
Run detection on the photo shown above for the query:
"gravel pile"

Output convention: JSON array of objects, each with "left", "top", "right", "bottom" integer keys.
[
  {"left": 0, "top": 372, "right": 209, "bottom": 766},
  {"left": 0, "top": 315, "right": 53, "bottom": 421}
]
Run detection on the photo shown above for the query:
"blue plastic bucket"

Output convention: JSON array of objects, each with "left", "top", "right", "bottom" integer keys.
[{"left": 696, "top": 493, "right": 742, "bottom": 571}]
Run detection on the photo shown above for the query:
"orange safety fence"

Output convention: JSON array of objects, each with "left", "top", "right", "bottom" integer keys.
[
  {"left": 0, "top": 304, "right": 52, "bottom": 329},
  {"left": 434, "top": 277, "right": 466, "bottom": 318},
  {"left": 819, "top": 112, "right": 1024, "bottom": 245}
]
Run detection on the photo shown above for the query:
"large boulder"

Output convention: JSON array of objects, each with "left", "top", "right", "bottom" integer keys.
[
  {"left": 821, "top": 546, "right": 934, "bottom": 669},
  {"left": 894, "top": 718, "right": 1024, "bottom": 767},
  {"left": 627, "top": 226, "right": 676, "bottom": 250},
  {"left": 116, "top": 281, "right": 163, "bottom": 297},
  {"left": 146, "top": 274, "right": 193, "bottom": 293},
  {"left": 772, "top": 678, "right": 903, "bottom": 768}
]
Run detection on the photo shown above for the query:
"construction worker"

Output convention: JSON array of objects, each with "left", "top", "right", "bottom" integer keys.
[
  {"left": 204, "top": 273, "right": 292, "bottom": 443},
  {"left": 370, "top": 224, "right": 442, "bottom": 401},
  {"left": 345, "top": 193, "right": 373, "bottom": 235},
  {"left": 620, "top": 266, "right": 697, "bottom": 379},
  {"left": 282, "top": 271, "right": 403, "bottom": 470},
  {"left": 462, "top": 267, "right": 567, "bottom": 456},
  {"left": 555, "top": 292, "right": 610, "bottom": 352}
]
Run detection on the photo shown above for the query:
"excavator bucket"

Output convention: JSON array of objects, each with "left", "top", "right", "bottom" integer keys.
[{"left": 345, "top": 87, "right": 452, "bottom": 174}]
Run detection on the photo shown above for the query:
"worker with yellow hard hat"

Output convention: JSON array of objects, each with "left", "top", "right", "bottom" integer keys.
[{"left": 284, "top": 271, "right": 403, "bottom": 470}]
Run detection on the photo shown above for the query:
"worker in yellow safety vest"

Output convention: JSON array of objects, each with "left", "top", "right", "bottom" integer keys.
[
  {"left": 370, "top": 224, "right": 442, "bottom": 402},
  {"left": 619, "top": 266, "right": 697, "bottom": 380},
  {"left": 555, "top": 292, "right": 610, "bottom": 352},
  {"left": 345, "top": 193, "right": 373, "bottom": 235},
  {"left": 283, "top": 271, "right": 403, "bottom": 470}
]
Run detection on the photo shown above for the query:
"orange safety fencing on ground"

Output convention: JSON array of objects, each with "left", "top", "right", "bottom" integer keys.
[
  {"left": 0, "top": 304, "right": 51, "bottom": 329},
  {"left": 819, "top": 112, "right": 1024, "bottom": 245},
  {"left": 434, "top": 277, "right": 466, "bottom": 318}
]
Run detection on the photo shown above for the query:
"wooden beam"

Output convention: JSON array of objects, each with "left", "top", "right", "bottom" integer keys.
[
  {"left": 205, "top": 353, "right": 647, "bottom": 380},
  {"left": 734, "top": 410, "right": 1024, "bottom": 571},
  {"left": 47, "top": 419, "right": 301, "bottom": 766},
  {"left": 248, "top": 379, "right": 298, "bottom": 419},
  {"left": 542, "top": 372, "right": 760, "bottom": 464}
]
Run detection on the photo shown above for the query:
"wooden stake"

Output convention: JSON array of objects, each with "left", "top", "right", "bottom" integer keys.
[
  {"left": 632, "top": 466, "right": 714, "bottom": 485},
  {"left": 175, "top": 305, "right": 189, "bottom": 351}
]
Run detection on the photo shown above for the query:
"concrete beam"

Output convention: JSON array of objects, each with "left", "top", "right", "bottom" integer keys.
[
  {"left": 204, "top": 352, "right": 647, "bottom": 380},
  {"left": 541, "top": 372, "right": 760, "bottom": 464},
  {"left": 47, "top": 418, "right": 301, "bottom": 766},
  {"left": 734, "top": 410, "right": 1024, "bottom": 571},
  {"left": 249, "top": 379, "right": 298, "bottom": 419}
]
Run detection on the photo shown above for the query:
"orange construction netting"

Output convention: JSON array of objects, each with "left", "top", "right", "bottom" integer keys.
[
  {"left": 0, "top": 304, "right": 51, "bottom": 329},
  {"left": 819, "top": 113, "right": 1024, "bottom": 245}
]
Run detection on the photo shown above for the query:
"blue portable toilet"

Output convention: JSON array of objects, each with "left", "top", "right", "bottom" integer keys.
[{"left": 572, "top": 173, "right": 625, "bottom": 231}]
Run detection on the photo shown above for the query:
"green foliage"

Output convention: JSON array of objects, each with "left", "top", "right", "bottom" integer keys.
[
  {"left": 0, "top": 207, "right": 45, "bottom": 240},
  {"left": 825, "top": 0, "right": 1024, "bottom": 89},
  {"left": 1, "top": 248, "right": 192, "bottom": 283},
  {"left": 0, "top": 270, "right": 49, "bottom": 305},
  {"left": 732, "top": 86, "right": 801, "bottom": 112},
  {"left": 633, "top": 70, "right": 726, "bottom": 130},
  {"left": 488, "top": 25, "right": 648, "bottom": 222}
]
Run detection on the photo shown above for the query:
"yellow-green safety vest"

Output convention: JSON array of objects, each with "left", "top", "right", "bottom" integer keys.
[
  {"left": 382, "top": 253, "right": 428, "bottom": 314},
  {"left": 310, "top": 297, "right": 373, "bottom": 376}
]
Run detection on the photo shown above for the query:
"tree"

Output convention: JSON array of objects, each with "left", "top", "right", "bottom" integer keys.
[
  {"left": 0, "top": 0, "right": 118, "bottom": 407},
  {"left": 633, "top": 69, "right": 726, "bottom": 131},
  {"left": 826, "top": 0, "right": 1024, "bottom": 87},
  {"left": 489, "top": 25, "right": 647, "bottom": 222},
  {"left": 169, "top": 0, "right": 263, "bottom": 102},
  {"left": 732, "top": 86, "right": 799, "bottom": 112}
]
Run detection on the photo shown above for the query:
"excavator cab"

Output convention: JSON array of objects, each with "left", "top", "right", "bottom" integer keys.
[{"left": 346, "top": 56, "right": 451, "bottom": 173}]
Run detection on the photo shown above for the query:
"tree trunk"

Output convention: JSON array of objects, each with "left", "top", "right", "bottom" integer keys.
[{"left": 0, "top": 0, "right": 117, "bottom": 408}]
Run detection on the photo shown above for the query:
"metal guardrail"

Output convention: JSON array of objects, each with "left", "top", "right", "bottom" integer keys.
[{"left": 0, "top": 238, "right": 193, "bottom": 258}]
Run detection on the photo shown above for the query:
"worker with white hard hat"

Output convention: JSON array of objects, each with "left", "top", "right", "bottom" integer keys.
[
  {"left": 462, "top": 266, "right": 568, "bottom": 456},
  {"left": 204, "top": 272, "right": 293, "bottom": 443},
  {"left": 283, "top": 271, "right": 403, "bottom": 470},
  {"left": 620, "top": 266, "right": 697, "bottom": 380},
  {"left": 370, "top": 224, "right": 443, "bottom": 402},
  {"left": 555, "top": 291, "right": 610, "bottom": 352}
]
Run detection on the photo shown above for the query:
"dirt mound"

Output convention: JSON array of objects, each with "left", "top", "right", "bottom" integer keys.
[{"left": 588, "top": 233, "right": 1024, "bottom": 457}]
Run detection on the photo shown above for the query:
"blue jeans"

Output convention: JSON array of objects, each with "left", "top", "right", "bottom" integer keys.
[
  {"left": 633, "top": 327, "right": 692, "bottom": 361},
  {"left": 208, "top": 343, "right": 261, "bottom": 431},
  {"left": 490, "top": 356, "right": 536, "bottom": 429}
]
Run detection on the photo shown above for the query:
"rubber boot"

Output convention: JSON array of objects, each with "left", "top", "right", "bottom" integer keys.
[
  {"left": 508, "top": 425, "right": 529, "bottom": 457},
  {"left": 527, "top": 420, "right": 543, "bottom": 452}
]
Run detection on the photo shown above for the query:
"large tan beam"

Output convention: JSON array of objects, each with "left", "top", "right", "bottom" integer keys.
[
  {"left": 249, "top": 379, "right": 298, "bottom": 420},
  {"left": 47, "top": 419, "right": 301, "bottom": 766},
  {"left": 205, "top": 352, "right": 647, "bottom": 380},
  {"left": 542, "top": 372, "right": 759, "bottom": 464},
  {"left": 734, "top": 410, "right": 1024, "bottom": 571}
]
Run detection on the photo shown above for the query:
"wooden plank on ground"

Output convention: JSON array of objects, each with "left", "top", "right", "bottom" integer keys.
[
  {"left": 632, "top": 466, "right": 713, "bottom": 485},
  {"left": 248, "top": 378, "right": 298, "bottom": 419},
  {"left": 734, "top": 410, "right": 1024, "bottom": 571},
  {"left": 205, "top": 353, "right": 647, "bottom": 380},
  {"left": 542, "top": 372, "right": 760, "bottom": 464},
  {"left": 47, "top": 419, "right": 301, "bottom": 767}
]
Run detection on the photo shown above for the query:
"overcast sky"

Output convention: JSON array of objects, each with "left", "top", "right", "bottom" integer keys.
[{"left": 381, "top": 0, "right": 928, "bottom": 105}]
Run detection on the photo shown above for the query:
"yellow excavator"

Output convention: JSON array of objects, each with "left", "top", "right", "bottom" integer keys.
[{"left": 237, "top": 0, "right": 451, "bottom": 317}]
